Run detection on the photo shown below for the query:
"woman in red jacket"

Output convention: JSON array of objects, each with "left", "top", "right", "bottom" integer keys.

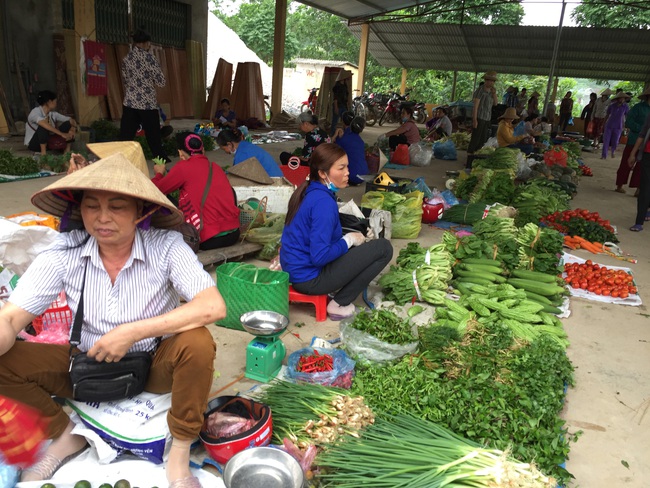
[{"left": 152, "top": 132, "right": 240, "bottom": 250}]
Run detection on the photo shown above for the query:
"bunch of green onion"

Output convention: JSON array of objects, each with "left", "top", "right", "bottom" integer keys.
[{"left": 315, "top": 413, "right": 556, "bottom": 487}]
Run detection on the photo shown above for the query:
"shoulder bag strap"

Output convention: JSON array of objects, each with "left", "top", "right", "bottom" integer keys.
[
  {"left": 69, "top": 262, "right": 88, "bottom": 355},
  {"left": 198, "top": 161, "right": 214, "bottom": 234}
]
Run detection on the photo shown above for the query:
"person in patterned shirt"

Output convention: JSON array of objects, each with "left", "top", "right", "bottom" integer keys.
[
  {"left": 119, "top": 29, "right": 170, "bottom": 163},
  {"left": 280, "top": 112, "right": 331, "bottom": 166}
]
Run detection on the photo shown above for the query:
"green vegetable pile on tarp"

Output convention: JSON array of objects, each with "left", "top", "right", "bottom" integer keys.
[
  {"left": 0, "top": 149, "right": 40, "bottom": 176},
  {"left": 362, "top": 190, "right": 423, "bottom": 239}
]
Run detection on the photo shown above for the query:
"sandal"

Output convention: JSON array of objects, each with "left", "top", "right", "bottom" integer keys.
[
  {"left": 169, "top": 476, "right": 202, "bottom": 488},
  {"left": 645, "top": 212, "right": 650, "bottom": 222},
  {"left": 629, "top": 225, "right": 643, "bottom": 232},
  {"left": 614, "top": 188, "right": 626, "bottom": 194},
  {"left": 21, "top": 444, "right": 88, "bottom": 482}
]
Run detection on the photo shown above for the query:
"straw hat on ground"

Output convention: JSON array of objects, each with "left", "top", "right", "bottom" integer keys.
[
  {"left": 639, "top": 87, "right": 650, "bottom": 100},
  {"left": 31, "top": 152, "right": 183, "bottom": 228},
  {"left": 498, "top": 107, "right": 519, "bottom": 120},
  {"left": 483, "top": 71, "right": 498, "bottom": 81},
  {"left": 612, "top": 91, "right": 630, "bottom": 101},
  {"left": 86, "top": 141, "right": 150, "bottom": 177},
  {"left": 601, "top": 88, "right": 612, "bottom": 97},
  {"left": 227, "top": 157, "right": 273, "bottom": 185}
]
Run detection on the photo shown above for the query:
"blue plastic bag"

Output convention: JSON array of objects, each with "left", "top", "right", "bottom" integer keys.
[
  {"left": 287, "top": 347, "right": 356, "bottom": 388},
  {"left": 513, "top": 121, "right": 526, "bottom": 137},
  {"left": 0, "top": 457, "right": 18, "bottom": 488},
  {"left": 433, "top": 140, "right": 457, "bottom": 160}
]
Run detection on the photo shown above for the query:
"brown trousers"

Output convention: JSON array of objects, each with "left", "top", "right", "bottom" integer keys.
[{"left": 0, "top": 327, "right": 216, "bottom": 440}]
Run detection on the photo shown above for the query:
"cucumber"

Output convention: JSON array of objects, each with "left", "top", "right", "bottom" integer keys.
[
  {"left": 456, "top": 269, "right": 506, "bottom": 283},
  {"left": 540, "top": 304, "right": 563, "bottom": 315},
  {"left": 511, "top": 269, "right": 558, "bottom": 283},
  {"left": 507, "top": 278, "right": 566, "bottom": 297},
  {"left": 459, "top": 263, "right": 505, "bottom": 275},
  {"left": 460, "top": 258, "right": 504, "bottom": 266},
  {"left": 523, "top": 291, "right": 552, "bottom": 305}
]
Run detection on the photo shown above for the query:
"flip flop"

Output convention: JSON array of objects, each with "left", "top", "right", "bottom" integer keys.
[
  {"left": 645, "top": 211, "right": 650, "bottom": 222},
  {"left": 629, "top": 224, "right": 643, "bottom": 232},
  {"left": 614, "top": 188, "right": 626, "bottom": 194}
]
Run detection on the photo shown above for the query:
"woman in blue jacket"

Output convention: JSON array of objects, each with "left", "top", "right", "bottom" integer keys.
[
  {"left": 332, "top": 112, "right": 368, "bottom": 185},
  {"left": 216, "top": 128, "right": 283, "bottom": 177},
  {"left": 280, "top": 143, "right": 393, "bottom": 320}
]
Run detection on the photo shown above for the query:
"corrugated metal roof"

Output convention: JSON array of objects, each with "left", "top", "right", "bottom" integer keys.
[{"left": 348, "top": 23, "right": 650, "bottom": 82}]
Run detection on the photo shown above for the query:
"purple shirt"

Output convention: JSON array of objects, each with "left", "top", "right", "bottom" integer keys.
[{"left": 606, "top": 103, "right": 629, "bottom": 130}]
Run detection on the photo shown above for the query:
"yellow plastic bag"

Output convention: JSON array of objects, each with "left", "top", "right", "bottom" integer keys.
[{"left": 5, "top": 212, "right": 59, "bottom": 231}]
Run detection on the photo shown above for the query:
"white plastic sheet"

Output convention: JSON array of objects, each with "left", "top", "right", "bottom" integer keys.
[
  {"left": 562, "top": 252, "right": 642, "bottom": 306},
  {"left": 0, "top": 218, "right": 58, "bottom": 275}
]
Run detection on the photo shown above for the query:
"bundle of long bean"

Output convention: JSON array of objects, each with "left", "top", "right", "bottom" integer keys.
[
  {"left": 252, "top": 380, "right": 374, "bottom": 447},
  {"left": 316, "top": 413, "right": 556, "bottom": 488}
]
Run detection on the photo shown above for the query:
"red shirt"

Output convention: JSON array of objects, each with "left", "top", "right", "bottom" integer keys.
[{"left": 152, "top": 154, "right": 240, "bottom": 242}]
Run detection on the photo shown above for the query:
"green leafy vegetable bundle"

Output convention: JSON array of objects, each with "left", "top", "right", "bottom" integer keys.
[
  {"left": 352, "top": 321, "right": 577, "bottom": 485},
  {"left": 512, "top": 179, "right": 570, "bottom": 226},
  {"left": 0, "top": 149, "right": 40, "bottom": 176},
  {"left": 441, "top": 202, "right": 517, "bottom": 225},
  {"left": 516, "top": 223, "right": 564, "bottom": 275},
  {"left": 472, "top": 147, "right": 519, "bottom": 171},
  {"left": 348, "top": 309, "right": 417, "bottom": 345}
]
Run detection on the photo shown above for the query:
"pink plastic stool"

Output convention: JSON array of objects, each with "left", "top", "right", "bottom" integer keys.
[{"left": 288, "top": 286, "right": 328, "bottom": 322}]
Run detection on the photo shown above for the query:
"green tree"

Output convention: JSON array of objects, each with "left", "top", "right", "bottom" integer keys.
[{"left": 571, "top": 0, "right": 650, "bottom": 28}]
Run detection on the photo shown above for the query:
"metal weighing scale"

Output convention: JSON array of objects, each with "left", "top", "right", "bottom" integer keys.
[{"left": 240, "top": 310, "right": 289, "bottom": 383}]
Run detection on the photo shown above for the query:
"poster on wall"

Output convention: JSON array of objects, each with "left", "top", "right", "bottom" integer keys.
[{"left": 84, "top": 40, "right": 108, "bottom": 96}]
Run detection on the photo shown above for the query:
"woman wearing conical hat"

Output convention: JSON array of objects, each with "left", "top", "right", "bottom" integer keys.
[{"left": 0, "top": 153, "right": 221, "bottom": 488}]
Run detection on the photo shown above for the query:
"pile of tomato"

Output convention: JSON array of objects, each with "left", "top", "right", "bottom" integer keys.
[
  {"left": 565, "top": 261, "right": 636, "bottom": 298},
  {"left": 542, "top": 208, "right": 613, "bottom": 233}
]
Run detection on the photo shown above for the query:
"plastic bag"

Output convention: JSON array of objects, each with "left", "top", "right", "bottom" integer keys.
[
  {"left": 440, "top": 189, "right": 460, "bottom": 209},
  {"left": 287, "top": 347, "right": 356, "bottom": 388},
  {"left": 203, "top": 412, "right": 255, "bottom": 438},
  {"left": 340, "top": 318, "right": 418, "bottom": 363},
  {"left": 482, "top": 136, "right": 499, "bottom": 149},
  {"left": 0, "top": 460, "right": 18, "bottom": 488},
  {"left": 433, "top": 139, "right": 457, "bottom": 160},
  {"left": 391, "top": 191, "right": 424, "bottom": 239},
  {"left": 244, "top": 213, "right": 285, "bottom": 244},
  {"left": 391, "top": 144, "right": 410, "bottom": 165},
  {"left": 513, "top": 121, "right": 526, "bottom": 137},
  {"left": 408, "top": 142, "right": 432, "bottom": 167},
  {"left": 403, "top": 176, "right": 433, "bottom": 198}
]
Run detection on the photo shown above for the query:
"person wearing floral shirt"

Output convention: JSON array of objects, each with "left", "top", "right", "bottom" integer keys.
[
  {"left": 280, "top": 112, "right": 331, "bottom": 166},
  {"left": 119, "top": 29, "right": 169, "bottom": 163}
]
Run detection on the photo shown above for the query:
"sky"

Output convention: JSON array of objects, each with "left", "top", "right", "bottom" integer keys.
[{"left": 521, "top": 0, "right": 578, "bottom": 26}]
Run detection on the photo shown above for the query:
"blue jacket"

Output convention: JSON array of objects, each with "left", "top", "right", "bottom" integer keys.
[
  {"left": 234, "top": 140, "right": 283, "bottom": 177},
  {"left": 336, "top": 128, "right": 368, "bottom": 185},
  {"left": 280, "top": 182, "right": 347, "bottom": 283}
]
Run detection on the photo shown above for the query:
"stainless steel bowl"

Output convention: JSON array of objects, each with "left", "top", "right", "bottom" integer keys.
[
  {"left": 240, "top": 310, "right": 289, "bottom": 336},
  {"left": 223, "top": 446, "right": 304, "bottom": 488}
]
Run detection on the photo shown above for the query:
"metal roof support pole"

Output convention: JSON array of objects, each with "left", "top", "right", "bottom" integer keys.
[
  {"left": 356, "top": 23, "right": 370, "bottom": 95},
  {"left": 543, "top": 0, "right": 566, "bottom": 120},
  {"left": 401, "top": 68, "right": 408, "bottom": 96},
  {"left": 451, "top": 71, "right": 458, "bottom": 101},
  {"left": 270, "top": 0, "right": 287, "bottom": 122}
]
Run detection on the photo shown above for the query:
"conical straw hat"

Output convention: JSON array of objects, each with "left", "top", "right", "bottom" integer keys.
[
  {"left": 87, "top": 141, "right": 150, "bottom": 177},
  {"left": 227, "top": 157, "right": 273, "bottom": 185},
  {"left": 31, "top": 152, "right": 183, "bottom": 228}
]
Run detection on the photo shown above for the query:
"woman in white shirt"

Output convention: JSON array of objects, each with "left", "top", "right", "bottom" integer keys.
[{"left": 24, "top": 90, "right": 77, "bottom": 157}]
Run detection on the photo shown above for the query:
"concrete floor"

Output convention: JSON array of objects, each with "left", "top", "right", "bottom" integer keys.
[{"left": 1, "top": 121, "right": 649, "bottom": 487}]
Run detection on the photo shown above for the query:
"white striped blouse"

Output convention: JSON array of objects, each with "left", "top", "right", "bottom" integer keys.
[{"left": 9, "top": 228, "right": 216, "bottom": 353}]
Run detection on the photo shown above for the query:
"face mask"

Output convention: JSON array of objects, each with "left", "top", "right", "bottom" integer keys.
[
  {"left": 325, "top": 176, "right": 339, "bottom": 193},
  {"left": 402, "top": 117, "right": 409, "bottom": 123}
]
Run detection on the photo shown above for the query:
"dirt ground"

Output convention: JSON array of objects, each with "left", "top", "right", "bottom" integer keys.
[{"left": 1, "top": 121, "right": 649, "bottom": 487}]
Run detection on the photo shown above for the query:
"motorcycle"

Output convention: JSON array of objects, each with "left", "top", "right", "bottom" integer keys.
[
  {"left": 352, "top": 92, "right": 379, "bottom": 126},
  {"left": 301, "top": 88, "right": 318, "bottom": 113},
  {"left": 378, "top": 92, "right": 408, "bottom": 126},
  {"left": 402, "top": 100, "right": 428, "bottom": 124}
]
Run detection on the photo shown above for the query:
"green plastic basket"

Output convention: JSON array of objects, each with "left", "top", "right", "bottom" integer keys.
[{"left": 215, "top": 262, "right": 289, "bottom": 330}]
